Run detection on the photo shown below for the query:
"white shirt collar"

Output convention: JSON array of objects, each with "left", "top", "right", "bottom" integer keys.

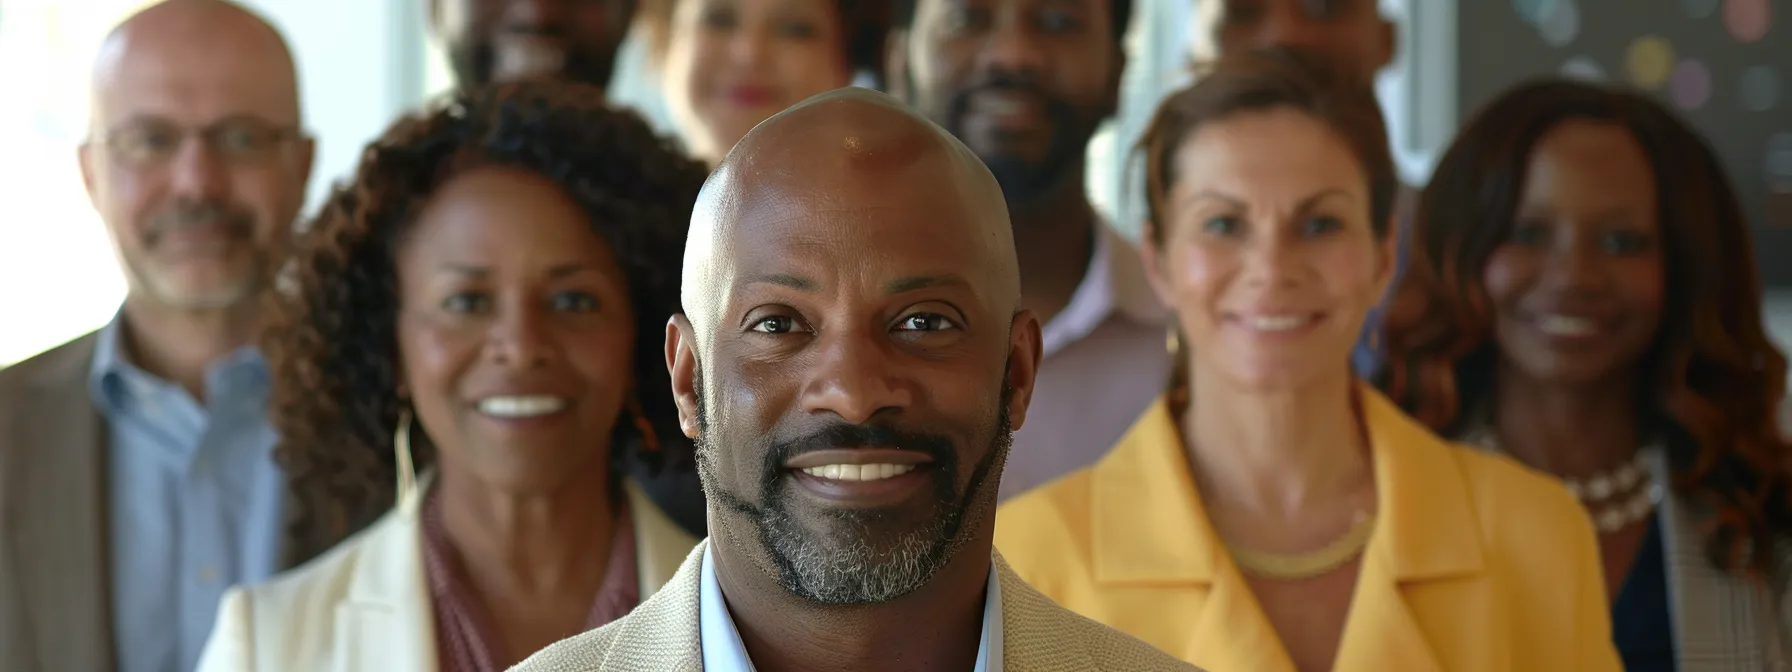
[
  {"left": 1040, "top": 224, "right": 1167, "bottom": 358},
  {"left": 699, "top": 545, "right": 1004, "bottom": 671}
]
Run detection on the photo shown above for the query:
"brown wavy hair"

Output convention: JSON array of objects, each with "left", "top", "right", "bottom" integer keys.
[
  {"left": 1138, "top": 45, "right": 1398, "bottom": 392},
  {"left": 638, "top": 0, "right": 893, "bottom": 88},
  {"left": 263, "top": 81, "right": 710, "bottom": 546},
  {"left": 1379, "top": 78, "right": 1792, "bottom": 577}
]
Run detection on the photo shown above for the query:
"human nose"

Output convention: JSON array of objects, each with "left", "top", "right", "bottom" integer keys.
[{"left": 798, "top": 328, "right": 913, "bottom": 425}]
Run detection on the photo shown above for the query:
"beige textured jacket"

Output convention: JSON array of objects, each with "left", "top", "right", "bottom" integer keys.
[{"left": 510, "top": 540, "right": 1199, "bottom": 671}]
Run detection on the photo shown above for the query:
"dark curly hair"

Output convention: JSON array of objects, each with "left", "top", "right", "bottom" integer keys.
[
  {"left": 264, "top": 80, "right": 710, "bottom": 545},
  {"left": 1379, "top": 78, "right": 1792, "bottom": 578},
  {"left": 638, "top": 0, "right": 893, "bottom": 89}
]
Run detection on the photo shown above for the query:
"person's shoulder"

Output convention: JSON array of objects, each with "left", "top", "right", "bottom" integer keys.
[
  {"left": 1443, "top": 443, "right": 1596, "bottom": 547},
  {"left": 995, "top": 468, "right": 1096, "bottom": 578},
  {"left": 0, "top": 332, "right": 100, "bottom": 397},
  {"left": 509, "top": 624, "right": 625, "bottom": 672},
  {"left": 234, "top": 507, "right": 407, "bottom": 617},
  {"left": 999, "top": 562, "right": 1204, "bottom": 671}
]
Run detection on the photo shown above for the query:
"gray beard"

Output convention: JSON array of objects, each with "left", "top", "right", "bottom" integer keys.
[{"left": 693, "top": 374, "right": 1013, "bottom": 605}]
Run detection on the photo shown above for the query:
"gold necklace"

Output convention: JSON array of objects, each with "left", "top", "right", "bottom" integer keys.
[{"left": 1225, "top": 511, "right": 1378, "bottom": 581}]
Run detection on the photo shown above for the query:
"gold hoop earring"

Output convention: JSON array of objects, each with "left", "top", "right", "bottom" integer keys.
[
  {"left": 627, "top": 393, "right": 660, "bottom": 452},
  {"left": 394, "top": 407, "right": 418, "bottom": 502}
]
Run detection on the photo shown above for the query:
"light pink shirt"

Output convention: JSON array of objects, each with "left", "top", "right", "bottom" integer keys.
[{"left": 1000, "top": 224, "right": 1171, "bottom": 501}]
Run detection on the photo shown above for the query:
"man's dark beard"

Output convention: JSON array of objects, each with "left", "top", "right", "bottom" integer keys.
[
  {"left": 448, "top": 40, "right": 617, "bottom": 91},
  {"left": 942, "top": 74, "right": 1101, "bottom": 207},
  {"left": 694, "top": 370, "right": 1014, "bottom": 605}
]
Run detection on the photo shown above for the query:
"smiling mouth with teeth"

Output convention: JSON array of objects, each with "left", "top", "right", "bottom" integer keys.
[
  {"left": 800, "top": 463, "right": 919, "bottom": 482},
  {"left": 1536, "top": 315, "right": 1599, "bottom": 337},
  {"left": 476, "top": 394, "right": 568, "bottom": 418},
  {"left": 1236, "top": 314, "right": 1319, "bottom": 332}
]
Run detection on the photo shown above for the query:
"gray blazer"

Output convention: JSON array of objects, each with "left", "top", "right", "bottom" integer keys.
[
  {"left": 0, "top": 333, "right": 326, "bottom": 672},
  {"left": 1647, "top": 448, "right": 1792, "bottom": 671}
]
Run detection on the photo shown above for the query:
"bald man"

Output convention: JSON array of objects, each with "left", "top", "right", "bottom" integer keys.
[
  {"left": 0, "top": 2, "right": 318, "bottom": 671},
  {"left": 512, "top": 88, "right": 1196, "bottom": 672}
]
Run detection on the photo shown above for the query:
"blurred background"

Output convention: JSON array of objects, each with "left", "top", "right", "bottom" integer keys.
[{"left": 1, "top": 0, "right": 1786, "bottom": 365}]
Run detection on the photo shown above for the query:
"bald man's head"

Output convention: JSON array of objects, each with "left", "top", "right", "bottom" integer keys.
[
  {"left": 81, "top": 0, "right": 314, "bottom": 314},
  {"left": 682, "top": 88, "right": 1020, "bottom": 339},
  {"left": 662, "top": 87, "right": 1042, "bottom": 609}
]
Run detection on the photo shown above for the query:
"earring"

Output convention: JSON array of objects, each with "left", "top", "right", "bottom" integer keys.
[
  {"left": 627, "top": 393, "right": 660, "bottom": 452},
  {"left": 1166, "top": 327, "right": 1182, "bottom": 356},
  {"left": 393, "top": 407, "right": 418, "bottom": 503}
]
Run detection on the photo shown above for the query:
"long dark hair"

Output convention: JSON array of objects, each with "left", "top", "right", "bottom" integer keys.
[{"left": 1380, "top": 78, "right": 1792, "bottom": 577}]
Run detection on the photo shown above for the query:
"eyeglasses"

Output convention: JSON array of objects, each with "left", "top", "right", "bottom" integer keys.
[{"left": 91, "top": 118, "right": 306, "bottom": 167}]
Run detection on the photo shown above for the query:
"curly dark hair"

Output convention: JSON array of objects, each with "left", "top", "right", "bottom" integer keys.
[
  {"left": 1379, "top": 78, "right": 1792, "bottom": 578},
  {"left": 264, "top": 80, "right": 710, "bottom": 545},
  {"left": 638, "top": 0, "right": 893, "bottom": 89}
]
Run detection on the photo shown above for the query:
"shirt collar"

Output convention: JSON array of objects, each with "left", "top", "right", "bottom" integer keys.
[
  {"left": 87, "top": 309, "right": 270, "bottom": 414},
  {"left": 699, "top": 545, "right": 1004, "bottom": 671},
  {"left": 1039, "top": 224, "right": 1167, "bottom": 358}
]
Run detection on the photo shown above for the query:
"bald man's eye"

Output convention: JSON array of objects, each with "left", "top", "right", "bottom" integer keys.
[
  {"left": 750, "top": 316, "right": 802, "bottom": 334},
  {"left": 895, "top": 313, "right": 959, "bottom": 332}
]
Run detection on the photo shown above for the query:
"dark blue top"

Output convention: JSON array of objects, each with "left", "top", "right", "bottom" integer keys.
[{"left": 1612, "top": 514, "right": 1677, "bottom": 671}]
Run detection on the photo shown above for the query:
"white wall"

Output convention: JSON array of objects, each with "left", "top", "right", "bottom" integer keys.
[{"left": 0, "top": 0, "right": 429, "bottom": 365}]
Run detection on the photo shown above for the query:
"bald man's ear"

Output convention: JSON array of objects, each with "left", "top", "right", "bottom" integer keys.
[
  {"left": 885, "top": 29, "right": 913, "bottom": 103},
  {"left": 666, "top": 313, "right": 702, "bottom": 439},
  {"left": 77, "top": 143, "right": 100, "bottom": 207},
  {"left": 1001, "top": 310, "right": 1045, "bottom": 433},
  {"left": 295, "top": 136, "right": 317, "bottom": 190}
]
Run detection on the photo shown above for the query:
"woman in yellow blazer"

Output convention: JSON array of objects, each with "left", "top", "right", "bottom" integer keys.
[{"left": 995, "top": 47, "right": 1622, "bottom": 672}]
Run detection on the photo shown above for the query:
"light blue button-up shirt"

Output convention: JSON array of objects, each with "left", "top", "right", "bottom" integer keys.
[
  {"left": 698, "top": 545, "right": 1004, "bottom": 671},
  {"left": 88, "top": 316, "right": 286, "bottom": 672}
]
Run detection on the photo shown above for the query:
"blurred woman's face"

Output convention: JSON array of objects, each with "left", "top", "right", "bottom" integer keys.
[
  {"left": 1483, "top": 119, "right": 1664, "bottom": 388},
  {"left": 394, "top": 165, "right": 638, "bottom": 493},
  {"left": 1145, "top": 107, "right": 1392, "bottom": 393},
  {"left": 661, "top": 0, "right": 853, "bottom": 163}
]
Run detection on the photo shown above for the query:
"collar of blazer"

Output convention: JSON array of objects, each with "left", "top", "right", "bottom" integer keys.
[
  {"left": 511, "top": 540, "right": 1201, "bottom": 671},
  {"left": 324, "top": 470, "right": 701, "bottom": 669}
]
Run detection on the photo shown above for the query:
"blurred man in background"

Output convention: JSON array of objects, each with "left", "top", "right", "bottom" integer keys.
[
  {"left": 889, "top": 0, "right": 1168, "bottom": 501},
  {"left": 0, "top": 1, "right": 318, "bottom": 671},
  {"left": 431, "top": 0, "right": 638, "bottom": 92}
]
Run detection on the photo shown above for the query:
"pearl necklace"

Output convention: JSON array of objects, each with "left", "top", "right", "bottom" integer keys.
[{"left": 1463, "top": 428, "right": 1663, "bottom": 533}]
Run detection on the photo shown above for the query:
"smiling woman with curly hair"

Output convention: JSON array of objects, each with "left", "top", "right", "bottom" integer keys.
[{"left": 195, "top": 80, "right": 712, "bottom": 672}]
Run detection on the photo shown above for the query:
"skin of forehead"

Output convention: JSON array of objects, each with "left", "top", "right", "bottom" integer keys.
[
  {"left": 681, "top": 88, "right": 1020, "bottom": 346},
  {"left": 90, "top": 0, "right": 302, "bottom": 128}
]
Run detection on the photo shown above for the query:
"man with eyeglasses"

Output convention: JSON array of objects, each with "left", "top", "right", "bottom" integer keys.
[{"left": 0, "top": 1, "right": 319, "bottom": 671}]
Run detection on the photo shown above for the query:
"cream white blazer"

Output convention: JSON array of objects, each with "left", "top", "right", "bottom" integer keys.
[{"left": 194, "top": 478, "right": 699, "bottom": 672}]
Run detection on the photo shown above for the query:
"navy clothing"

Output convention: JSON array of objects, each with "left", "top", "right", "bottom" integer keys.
[{"left": 1613, "top": 515, "right": 1677, "bottom": 672}]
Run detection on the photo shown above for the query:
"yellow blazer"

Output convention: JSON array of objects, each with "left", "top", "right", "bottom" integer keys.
[{"left": 995, "top": 388, "right": 1623, "bottom": 672}]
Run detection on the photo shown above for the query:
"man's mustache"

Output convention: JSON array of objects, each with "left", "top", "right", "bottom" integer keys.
[
  {"left": 148, "top": 201, "right": 253, "bottom": 241},
  {"left": 765, "top": 422, "right": 957, "bottom": 470}
]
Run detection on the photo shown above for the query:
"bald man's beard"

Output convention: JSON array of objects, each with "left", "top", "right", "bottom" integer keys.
[
  {"left": 126, "top": 198, "right": 272, "bottom": 310},
  {"left": 693, "top": 369, "right": 1014, "bottom": 606}
]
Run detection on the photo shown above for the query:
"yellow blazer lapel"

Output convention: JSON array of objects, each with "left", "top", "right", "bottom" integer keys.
[
  {"left": 1330, "top": 388, "right": 1491, "bottom": 672},
  {"left": 1090, "top": 399, "right": 1295, "bottom": 670}
]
